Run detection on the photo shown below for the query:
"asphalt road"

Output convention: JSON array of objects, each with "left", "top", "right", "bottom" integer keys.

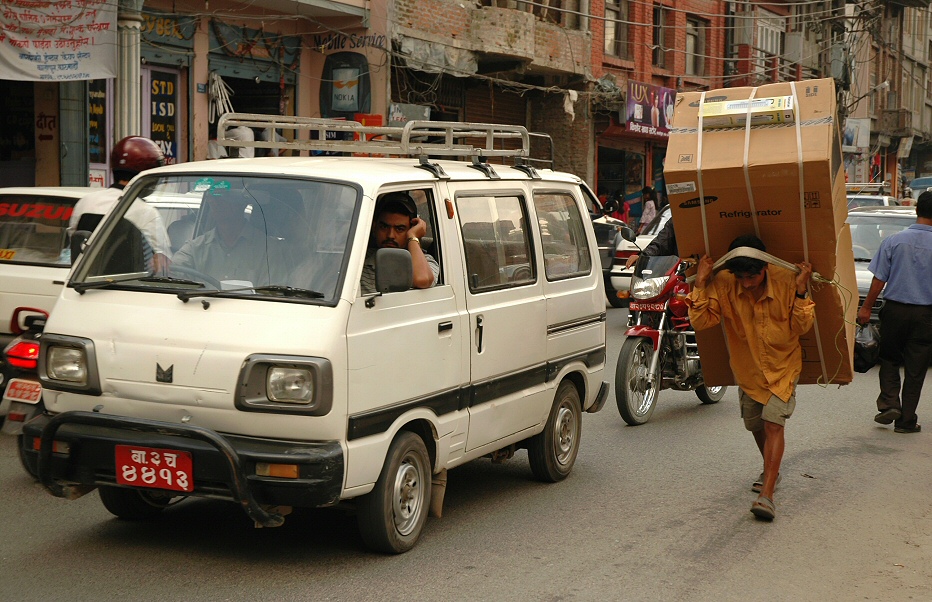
[{"left": 1, "top": 308, "right": 930, "bottom": 602}]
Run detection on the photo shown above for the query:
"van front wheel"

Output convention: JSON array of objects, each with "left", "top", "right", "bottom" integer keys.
[
  {"left": 357, "top": 431, "right": 431, "bottom": 554},
  {"left": 528, "top": 381, "right": 581, "bottom": 482}
]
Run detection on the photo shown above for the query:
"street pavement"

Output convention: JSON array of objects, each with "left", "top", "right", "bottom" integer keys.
[{"left": 0, "top": 308, "right": 930, "bottom": 602}]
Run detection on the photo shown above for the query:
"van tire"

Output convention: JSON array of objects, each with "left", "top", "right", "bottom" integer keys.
[
  {"left": 528, "top": 381, "right": 581, "bottom": 482},
  {"left": 357, "top": 431, "right": 431, "bottom": 554},
  {"left": 98, "top": 486, "right": 173, "bottom": 520}
]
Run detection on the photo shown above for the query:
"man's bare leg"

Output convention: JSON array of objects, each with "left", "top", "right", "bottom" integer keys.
[{"left": 760, "top": 421, "right": 785, "bottom": 499}]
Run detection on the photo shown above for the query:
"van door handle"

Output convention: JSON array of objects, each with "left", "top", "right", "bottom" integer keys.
[
  {"left": 438, "top": 321, "right": 453, "bottom": 333},
  {"left": 475, "top": 315, "right": 484, "bottom": 353}
]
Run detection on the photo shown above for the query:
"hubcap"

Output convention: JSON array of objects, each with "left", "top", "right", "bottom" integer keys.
[
  {"left": 392, "top": 455, "right": 424, "bottom": 536},
  {"left": 629, "top": 341, "right": 656, "bottom": 416},
  {"left": 553, "top": 402, "right": 577, "bottom": 466}
]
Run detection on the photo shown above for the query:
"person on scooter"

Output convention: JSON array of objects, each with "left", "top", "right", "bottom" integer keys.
[
  {"left": 686, "top": 234, "right": 814, "bottom": 522},
  {"left": 624, "top": 216, "right": 677, "bottom": 270},
  {"left": 68, "top": 136, "right": 171, "bottom": 272}
]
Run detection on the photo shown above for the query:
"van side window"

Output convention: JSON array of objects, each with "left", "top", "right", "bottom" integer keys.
[
  {"left": 533, "top": 192, "right": 592, "bottom": 280},
  {"left": 457, "top": 194, "right": 534, "bottom": 292}
]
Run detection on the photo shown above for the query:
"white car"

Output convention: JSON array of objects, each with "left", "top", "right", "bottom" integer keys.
[
  {"left": 609, "top": 204, "right": 672, "bottom": 302},
  {"left": 847, "top": 205, "right": 917, "bottom": 323},
  {"left": 0, "top": 186, "right": 92, "bottom": 350}
]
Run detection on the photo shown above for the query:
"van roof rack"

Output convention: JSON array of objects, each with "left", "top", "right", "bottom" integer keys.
[
  {"left": 846, "top": 182, "right": 889, "bottom": 193},
  {"left": 216, "top": 113, "right": 539, "bottom": 160}
]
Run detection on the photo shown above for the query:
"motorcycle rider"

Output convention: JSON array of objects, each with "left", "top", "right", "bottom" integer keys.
[
  {"left": 624, "top": 216, "right": 677, "bottom": 269},
  {"left": 68, "top": 136, "right": 171, "bottom": 272}
]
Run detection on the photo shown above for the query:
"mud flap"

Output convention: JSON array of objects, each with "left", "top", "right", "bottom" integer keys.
[{"left": 429, "top": 468, "right": 447, "bottom": 518}]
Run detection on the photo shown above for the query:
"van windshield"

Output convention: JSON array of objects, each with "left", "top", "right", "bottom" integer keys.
[{"left": 70, "top": 174, "right": 358, "bottom": 303}]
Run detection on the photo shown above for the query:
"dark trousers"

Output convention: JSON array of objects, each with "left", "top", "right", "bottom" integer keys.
[{"left": 876, "top": 300, "right": 932, "bottom": 429}]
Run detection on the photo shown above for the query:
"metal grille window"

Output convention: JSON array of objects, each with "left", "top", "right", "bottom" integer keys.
[
  {"left": 754, "top": 9, "right": 784, "bottom": 79},
  {"left": 685, "top": 18, "right": 707, "bottom": 76},
  {"left": 605, "top": 1, "right": 631, "bottom": 60},
  {"left": 652, "top": 6, "right": 668, "bottom": 68}
]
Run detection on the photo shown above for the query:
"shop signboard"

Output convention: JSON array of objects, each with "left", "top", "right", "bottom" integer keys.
[
  {"left": 0, "top": 0, "right": 117, "bottom": 81},
  {"left": 149, "top": 70, "right": 178, "bottom": 164},
  {"left": 625, "top": 81, "right": 675, "bottom": 138}
]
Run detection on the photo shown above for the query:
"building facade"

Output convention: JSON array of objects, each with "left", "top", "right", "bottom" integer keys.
[{"left": 2, "top": 0, "right": 930, "bottom": 197}]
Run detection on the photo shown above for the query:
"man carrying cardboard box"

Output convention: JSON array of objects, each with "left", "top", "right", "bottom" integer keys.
[{"left": 688, "top": 235, "right": 814, "bottom": 521}]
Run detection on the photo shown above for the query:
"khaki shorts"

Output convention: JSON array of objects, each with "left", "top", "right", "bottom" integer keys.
[{"left": 739, "top": 388, "right": 796, "bottom": 431}]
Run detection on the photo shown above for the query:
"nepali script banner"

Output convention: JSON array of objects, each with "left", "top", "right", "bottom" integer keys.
[{"left": 0, "top": 0, "right": 117, "bottom": 81}]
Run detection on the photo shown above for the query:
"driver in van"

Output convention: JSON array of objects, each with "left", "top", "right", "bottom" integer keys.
[
  {"left": 360, "top": 192, "right": 439, "bottom": 295},
  {"left": 171, "top": 180, "right": 287, "bottom": 287}
]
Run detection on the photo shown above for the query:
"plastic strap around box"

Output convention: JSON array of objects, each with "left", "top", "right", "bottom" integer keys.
[
  {"left": 789, "top": 81, "right": 828, "bottom": 384},
  {"left": 742, "top": 87, "right": 761, "bottom": 239}
]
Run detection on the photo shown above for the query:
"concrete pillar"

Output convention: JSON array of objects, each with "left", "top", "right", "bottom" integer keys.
[{"left": 116, "top": 0, "right": 144, "bottom": 139}]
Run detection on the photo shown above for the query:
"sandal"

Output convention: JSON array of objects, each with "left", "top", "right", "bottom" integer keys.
[
  {"left": 751, "top": 472, "right": 782, "bottom": 493},
  {"left": 751, "top": 495, "right": 775, "bottom": 521}
]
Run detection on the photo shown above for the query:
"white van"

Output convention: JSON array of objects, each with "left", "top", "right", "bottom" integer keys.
[{"left": 23, "top": 116, "right": 608, "bottom": 553}]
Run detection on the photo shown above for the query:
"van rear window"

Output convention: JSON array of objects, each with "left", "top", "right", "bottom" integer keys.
[{"left": 0, "top": 195, "right": 76, "bottom": 266}]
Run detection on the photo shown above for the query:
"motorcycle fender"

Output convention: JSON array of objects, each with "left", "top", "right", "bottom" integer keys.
[
  {"left": 1, "top": 401, "right": 43, "bottom": 436},
  {"left": 624, "top": 326, "right": 661, "bottom": 350}
]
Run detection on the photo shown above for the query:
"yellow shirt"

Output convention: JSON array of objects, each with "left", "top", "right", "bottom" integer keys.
[{"left": 686, "top": 266, "right": 815, "bottom": 404}]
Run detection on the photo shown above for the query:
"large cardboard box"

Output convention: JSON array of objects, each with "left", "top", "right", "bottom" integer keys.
[{"left": 664, "top": 78, "right": 855, "bottom": 386}]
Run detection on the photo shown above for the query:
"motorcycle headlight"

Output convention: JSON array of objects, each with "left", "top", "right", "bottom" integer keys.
[{"left": 632, "top": 275, "right": 670, "bottom": 300}]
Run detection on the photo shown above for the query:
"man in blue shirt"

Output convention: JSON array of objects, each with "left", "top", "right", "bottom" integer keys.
[{"left": 857, "top": 191, "right": 932, "bottom": 433}]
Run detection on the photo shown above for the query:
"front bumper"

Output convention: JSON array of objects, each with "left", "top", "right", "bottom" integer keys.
[{"left": 23, "top": 412, "right": 344, "bottom": 527}]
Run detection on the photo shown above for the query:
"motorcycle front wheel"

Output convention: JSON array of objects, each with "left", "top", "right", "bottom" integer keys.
[
  {"left": 615, "top": 336, "right": 660, "bottom": 425},
  {"left": 696, "top": 385, "right": 727, "bottom": 405}
]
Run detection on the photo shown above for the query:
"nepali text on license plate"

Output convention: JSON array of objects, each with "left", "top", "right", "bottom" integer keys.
[
  {"left": 115, "top": 445, "right": 194, "bottom": 492},
  {"left": 3, "top": 378, "right": 42, "bottom": 403},
  {"left": 630, "top": 302, "right": 666, "bottom": 312}
]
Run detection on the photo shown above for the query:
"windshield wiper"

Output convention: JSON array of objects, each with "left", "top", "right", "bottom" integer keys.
[
  {"left": 854, "top": 257, "right": 872, "bottom": 263},
  {"left": 177, "top": 285, "right": 325, "bottom": 302},
  {"left": 138, "top": 276, "right": 207, "bottom": 287},
  {"left": 72, "top": 273, "right": 149, "bottom": 294}
]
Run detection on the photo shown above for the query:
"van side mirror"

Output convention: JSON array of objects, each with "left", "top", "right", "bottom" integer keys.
[
  {"left": 70, "top": 230, "right": 91, "bottom": 263},
  {"left": 374, "top": 248, "right": 413, "bottom": 294}
]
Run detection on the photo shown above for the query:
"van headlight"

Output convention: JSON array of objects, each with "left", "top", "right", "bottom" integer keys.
[
  {"left": 268, "top": 367, "right": 314, "bottom": 403},
  {"left": 631, "top": 275, "right": 670, "bottom": 300},
  {"left": 237, "top": 355, "right": 333, "bottom": 415},
  {"left": 38, "top": 334, "right": 101, "bottom": 395},
  {"left": 47, "top": 346, "right": 88, "bottom": 383}
]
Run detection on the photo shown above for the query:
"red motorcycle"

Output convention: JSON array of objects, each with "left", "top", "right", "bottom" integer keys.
[{"left": 615, "top": 253, "right": 726, "bottom": 425}]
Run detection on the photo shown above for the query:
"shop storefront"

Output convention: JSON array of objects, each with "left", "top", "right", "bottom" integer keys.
[{"left": 596, "top": 80, "right": 673, "bottom": 226}]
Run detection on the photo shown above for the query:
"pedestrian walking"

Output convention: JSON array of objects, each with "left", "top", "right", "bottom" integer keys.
[
  {"left": 687, "top": 234, "right": 814, "bottom": 521},
  {"left": 857, "top": 191, "right": 932, "bottom": 434}
]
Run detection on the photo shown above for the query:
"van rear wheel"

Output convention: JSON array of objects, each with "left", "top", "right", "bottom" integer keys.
[
  {"left": 356, "top": 431, "right": 431, "bottom": 554},
  {"left": 98, "top": 486, "right": 173, "bottom": 520},
  {"left": 528, "top": 381, "right": 581, "bottom": 482}
]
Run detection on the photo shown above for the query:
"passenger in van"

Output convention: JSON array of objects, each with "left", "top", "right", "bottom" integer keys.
[
  {"left": 360, "top": 192, "right": 439, "bottom": 295},
  {"left": 172, "top": 180, "right": 286, "bottom": 286}
]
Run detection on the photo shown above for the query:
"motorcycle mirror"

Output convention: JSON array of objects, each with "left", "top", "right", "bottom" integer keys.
[
  {"left": 619, "top": 225, "right": 637, "bottom": 243},
  {"left": 70, "top": 230, "right": 91, "bottom": 264}
]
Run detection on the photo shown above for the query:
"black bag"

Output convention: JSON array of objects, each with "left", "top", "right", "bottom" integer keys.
[{"left": 853, "top": 323, "right": 880, "bottom": 373}]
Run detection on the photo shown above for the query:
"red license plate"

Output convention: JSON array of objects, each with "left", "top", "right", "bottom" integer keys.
[
  {"left": 3, "top": 379, "right": 42, "bottom": 403},
  {"left": 115, "top": 445, "right": 194, "bottom": 492},
  {"left": 630, "top": 302, "right": 666, "bottom": 312}
]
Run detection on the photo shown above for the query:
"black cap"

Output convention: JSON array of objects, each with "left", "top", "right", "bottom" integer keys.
[{"left": 377, "top": 191, "right": 417, "bottom": 217}]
